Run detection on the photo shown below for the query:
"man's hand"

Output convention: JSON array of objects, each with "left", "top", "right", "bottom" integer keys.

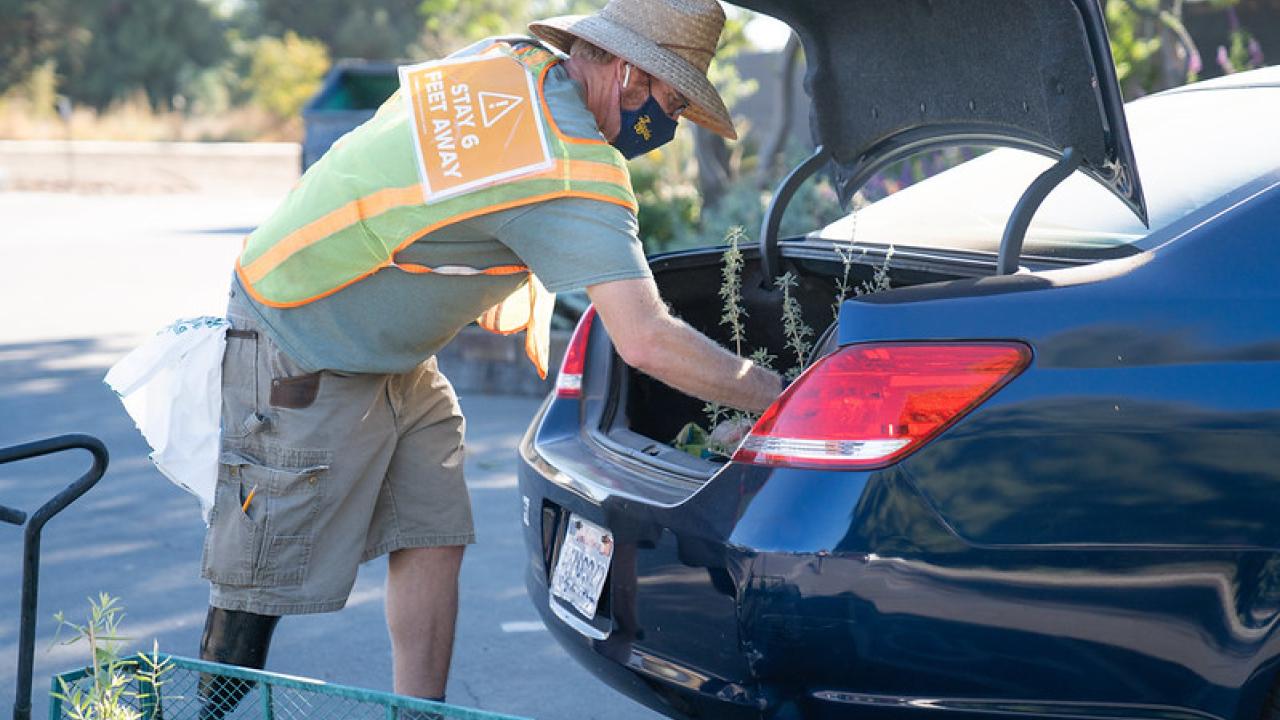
[
  {"left": 586, "top": 277, "right": 783, "bottom": 414},
  {"left": 709, "top": 416, "right": 755, "bottom": 451}
]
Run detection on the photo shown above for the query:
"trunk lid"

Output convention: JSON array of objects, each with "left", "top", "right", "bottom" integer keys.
[{"left": 733, "top": 0, "right": 1148, "bottom": 224}]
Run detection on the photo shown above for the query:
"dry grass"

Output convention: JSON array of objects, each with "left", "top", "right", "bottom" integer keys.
[{"left": 0, "top": 93, "right": 300, "bottom": 143}]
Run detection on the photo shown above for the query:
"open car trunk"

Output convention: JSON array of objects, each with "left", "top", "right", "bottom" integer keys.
[
  {"left": 577, "top": 0, "right": 1148, "bottom": 482},
  {"left": 589, "top": 243, "right": 981, "bottom": 477}
]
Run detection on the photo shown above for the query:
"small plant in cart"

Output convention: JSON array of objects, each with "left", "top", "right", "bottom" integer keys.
[{"left": 51, "top": 593, "right": 171, "bottom": 720}]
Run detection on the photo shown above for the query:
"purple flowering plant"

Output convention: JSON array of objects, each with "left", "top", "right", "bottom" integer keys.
[{"left": 1218, "top": 4, "right": 1265, "bottom": 75}]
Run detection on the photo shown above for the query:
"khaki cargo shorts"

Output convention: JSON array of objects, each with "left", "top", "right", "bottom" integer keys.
[{"left": 201, "top": 292, "right": 473, "bottom": 615}]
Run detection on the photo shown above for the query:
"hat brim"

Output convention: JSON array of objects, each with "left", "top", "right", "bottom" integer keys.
[{"left": 529, "top": 14, "right": 738, "bottom": 140}]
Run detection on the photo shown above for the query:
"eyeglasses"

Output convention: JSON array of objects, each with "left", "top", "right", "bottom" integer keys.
[
  {"left": 667, "top": 92, "right": 690, "bottom": 120},
  {"left": 653, "top": 78, "right": 689, "bottom": 120},
  {"left": 635, "top": 69, "right": 688, "bottom": 120}
]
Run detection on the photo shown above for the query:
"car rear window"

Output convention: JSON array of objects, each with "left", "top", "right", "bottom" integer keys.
[{"left": 816, "top": 82, "right": 1280, "bottom": 259}]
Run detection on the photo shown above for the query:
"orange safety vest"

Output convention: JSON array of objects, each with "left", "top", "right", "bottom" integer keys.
[{"left": 237, "top": 41, "right": 636, "bottom": 378}]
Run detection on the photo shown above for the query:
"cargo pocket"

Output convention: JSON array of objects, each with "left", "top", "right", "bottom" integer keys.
[
  {"left": 220, "top": 328, "right": 262, "bottom": 441},
  {"left": 200, "top": 457, "right": 260, "bottom": 586},
  {"left": 200, "top": 448, "right": 329, "bottom": 588}
]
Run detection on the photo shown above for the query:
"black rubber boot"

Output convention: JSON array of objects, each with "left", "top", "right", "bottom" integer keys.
[{"left": 197, "top": 607, "right": 280, "bottom": 720}]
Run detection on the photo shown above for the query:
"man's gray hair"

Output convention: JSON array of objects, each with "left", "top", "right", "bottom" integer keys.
[{"left": 569, "top": 38, "right": 615, "bottom": 64}]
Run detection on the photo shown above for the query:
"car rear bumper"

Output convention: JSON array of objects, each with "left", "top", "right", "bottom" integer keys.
[
  {"left": 525, "top": 568, "right": 767, "bottom": 719},
  {"left": 517, "top": 407, "right": 766, "bottom": 718}
]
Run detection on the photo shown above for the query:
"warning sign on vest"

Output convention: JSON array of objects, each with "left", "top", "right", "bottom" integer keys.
[{"left": 400, "top": 49, "right": 553, "bottom": 203}]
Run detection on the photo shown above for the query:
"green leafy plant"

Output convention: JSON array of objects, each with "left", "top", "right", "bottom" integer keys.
[
  {"left": 701, "top": 227, "right": 750, "bottom": 435},
  {"left": 774, "top": 271, "right": 813, "bottom": 382},
  {"left": 833, "top": 244, "right": 894, "bottom": 320},
  {"left": 52, "top": 593, "right": 171, "bottom": 720},
  {"left": 718, "top": 226, "right": 749, "bottom": 357},
  {"left": 830, "top": 186, "right": 895, "bottom": 318},
  {"left": 831, "top": 198, "right": 863, "bottom": 320}
]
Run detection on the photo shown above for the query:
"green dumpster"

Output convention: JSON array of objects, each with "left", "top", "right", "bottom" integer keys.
[{"left": 301, "top": 61, "right": 401, "bottom": 171}]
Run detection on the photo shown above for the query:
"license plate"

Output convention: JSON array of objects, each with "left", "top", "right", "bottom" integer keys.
[{"left": 550, "top": 514, "right": 614, "bottom": 619}]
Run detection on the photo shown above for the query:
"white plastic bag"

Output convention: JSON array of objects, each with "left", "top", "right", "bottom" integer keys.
[{"left": 104, "top": 317, "right": 227, "bottom": 524}]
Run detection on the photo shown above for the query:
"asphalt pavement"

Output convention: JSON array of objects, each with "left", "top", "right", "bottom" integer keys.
[{"left": 0, "top": 187, "right": 664, "bottom": 720}]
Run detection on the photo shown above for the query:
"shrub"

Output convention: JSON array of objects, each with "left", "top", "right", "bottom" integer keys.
[{"left": 247, "top": 31, "right": 330, "bottom": 120}]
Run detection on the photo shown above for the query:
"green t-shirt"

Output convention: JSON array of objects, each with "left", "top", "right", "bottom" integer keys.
[{"left": 232, "top": 49, "right": 650, "bottom": 375}]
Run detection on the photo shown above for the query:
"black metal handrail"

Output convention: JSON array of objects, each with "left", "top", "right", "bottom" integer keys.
[{"left": 1, "top": 434, "right": 109, "bottom": 720}]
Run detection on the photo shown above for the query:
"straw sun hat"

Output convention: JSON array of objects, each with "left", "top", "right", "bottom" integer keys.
[{"left": 529, "top": 0, "right": 738, "bottom": 140}]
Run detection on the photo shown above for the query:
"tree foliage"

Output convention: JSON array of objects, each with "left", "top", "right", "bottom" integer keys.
[
  {"left": 0, "top": 0, "right": 76, "bottom": 91},
  {"left": 1103, "top": 0, "right": 1262, "bottom": 96},
  {"left": 248, "top": 0, "right": 422, "bottom": 60},
  {"left": 54, "top": 0, "right": 228, "bottom": 110},
  {"left": 418, "top": 0, "right": 531, "bottom": 57},
  {"left": 247, "top": 32, "right": 330, "bottom": 119},
  {"left": 1107, "top": 0, "right": 1167, "bottom": 95},
  {"left": 4, "top": 0, "right": 1260, "bottom": 200},
  {"left": 0, "top": 0, "right": 752, "bottom": 122}
]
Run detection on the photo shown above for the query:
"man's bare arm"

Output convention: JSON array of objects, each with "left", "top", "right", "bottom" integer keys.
[{"left": 587, "top": 277, "right": 783, "bottom": 414}]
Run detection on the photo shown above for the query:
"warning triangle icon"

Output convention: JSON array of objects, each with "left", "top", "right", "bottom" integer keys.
[{"left": 479, "top": 91, "right": 524, "bottom": 128}]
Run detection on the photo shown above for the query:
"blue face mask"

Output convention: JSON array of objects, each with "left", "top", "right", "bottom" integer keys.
[{"left": 610, "top": 68, "right": 679, "bottom": 160}]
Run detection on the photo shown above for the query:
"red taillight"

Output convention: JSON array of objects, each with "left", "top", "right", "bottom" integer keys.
[
  {"left": 555, "top": 306, "right": 597, "bottom": 398},
  {"left": 733, "top": 342, "right": 1032, "bottom": 469}
]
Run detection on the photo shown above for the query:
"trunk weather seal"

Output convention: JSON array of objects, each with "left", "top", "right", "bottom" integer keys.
[
  {"left": 788, "top": 238, "right": 1097, "bottom": 273},
  {"left": 585, "top": 425, "right": 713, "bottom": 485}
]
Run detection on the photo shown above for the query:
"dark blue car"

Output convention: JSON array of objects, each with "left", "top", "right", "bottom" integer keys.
[{"left": 518, "top": 1, "right": 1280, "bottom": 718}]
